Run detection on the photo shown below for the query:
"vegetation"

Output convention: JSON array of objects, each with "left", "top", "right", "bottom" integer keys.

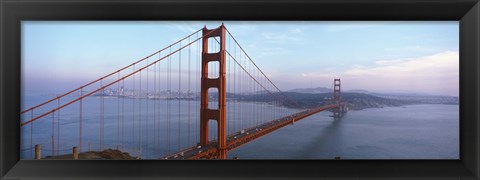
[{"left": 234, "top": 92, "right": 417, "bottom": 110}]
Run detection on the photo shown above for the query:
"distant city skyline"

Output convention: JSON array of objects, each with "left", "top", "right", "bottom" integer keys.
[{"left": 22, "top": 21, "right": 459, "bottom": 96}]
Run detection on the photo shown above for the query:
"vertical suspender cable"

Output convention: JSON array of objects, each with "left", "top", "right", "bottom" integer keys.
[
  {"left": 139, "top": 70, "right": 142, "bottom": 157},
  {"left": 239, "top": 47, "right": 242, "bottom": 130},
  {"left": 117, "top": 72, "right": 120, "bottom": 148},
  {"left": 154, "top": 61, "right": 157, "bottom": 157},
  {"left": 195, "top": 33, "right": 199, "bottom": 144},
  {"left": 51, "top": 112, "right": 55, "bottom": 158},
  {"left": 167, "top": 46, "right": 171, "bottom": 153},
  {"left": 146, "top": 58, "right": 149, "bottom": 159},
  {"left": 188, "top": 37, "right": 191, "bottom": 147},
  {"left": 30, "top": 111, "right": 34, "bottom": 159},
  {"left": 132, "top": 65, "right": 136, "bottom": 155},
  {"left": 227, "top": 35, "right": 231, "bottom": 135},
  {"left": 57, "top": 98, "right": 60, "bottom": 156},
  {"left": 233, "top": 39, "right": 236, "bottom": 133},
  {"left": 178, "top": 42, "right": 182, "bottom": 151},
  {"left": 79, "top": 89, "right": 83, "bottom": 152},
  {"left": 122, "top": 79, "right": 125, "bottom": 151},
  {"left": 157, "top": 54, "right": 162, "bottom": 155},
  {"left": 100, "top": 80, "right": 102, "bottom": 150}
]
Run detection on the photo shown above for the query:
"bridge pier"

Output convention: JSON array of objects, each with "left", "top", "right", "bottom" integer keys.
[
  {"left": 218, "top": 149, "right": 227, "bottom": 159},
  {"left": 35, "top": 144, "right": 41, "bottom": 160}
]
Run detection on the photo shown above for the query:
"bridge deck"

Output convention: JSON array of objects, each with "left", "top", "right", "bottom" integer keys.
[{"left": 162, "top": 104, "right": 339, "bottom": 160}]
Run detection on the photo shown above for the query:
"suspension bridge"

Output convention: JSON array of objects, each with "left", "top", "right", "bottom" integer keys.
[{"left": 20, "top": 24, "right": 347, "bottom": 160}]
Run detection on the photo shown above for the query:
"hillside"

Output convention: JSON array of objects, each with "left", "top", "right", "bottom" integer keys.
[{"left": 235, "top": 92, "right": 416, "bottom": 110}]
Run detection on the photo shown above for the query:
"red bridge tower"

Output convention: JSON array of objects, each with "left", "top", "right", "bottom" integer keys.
[{"left": 200, "top": 25, "right": 227, "bottom": 159}]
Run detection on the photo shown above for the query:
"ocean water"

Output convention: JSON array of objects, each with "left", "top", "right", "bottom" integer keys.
[
  {"left": 20, "top": 95, "right": 459, "bottom": 159},
  {"left": 229, "top": 104, "right": 459, "bottom": 159}
]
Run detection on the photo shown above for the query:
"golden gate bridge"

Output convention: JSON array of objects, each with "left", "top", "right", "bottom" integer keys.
[{"left": 20, "top": 24, "right": 347, "bottom": 160}]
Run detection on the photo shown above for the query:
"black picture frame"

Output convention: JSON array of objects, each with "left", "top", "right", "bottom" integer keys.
[{"left": 1, "top": 0, "right": 479, "bottom": 179}]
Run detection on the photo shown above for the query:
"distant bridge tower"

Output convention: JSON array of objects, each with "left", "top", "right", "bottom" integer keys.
[
  {"left": 332, "top": 79, "right": 341, "bottom": 119},
  {"left": 332, "top": 78, "right": 346, "bottom": 120},
  {"left": 200, "top": 24, "right": 227, "bottom": 159}
]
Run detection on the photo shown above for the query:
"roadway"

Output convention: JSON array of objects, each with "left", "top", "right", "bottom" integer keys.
[{"left": 161, "top": 104, "right": 340, "bottom": 160}]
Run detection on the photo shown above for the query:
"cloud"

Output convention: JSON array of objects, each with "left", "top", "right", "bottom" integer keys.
[
  {"left": 290, "top": 28, "right": 303, "bottom": 34},
  {"left": 384, "top": 45, "right": 437, "bottom": 53},
  {"left": 322, "top": 24, "right": 374, "bottom": 32},
  {"left": 344, "top": 51, "right": 458, "bottom": 76},
  {"left": 287, "top": 51, "right": 459, "bottom": 96},
  {"left": 261, "top": 32, "right": 302, "bottom": 43},
  {"left": 257, "top": 47, "right": 290, "bottom": 58},
  {"left": 165, "top": 22, "right": 201, "bottom": 33},
  {"left": 259, "top": 27, "right": 306, "bottom": 44}
]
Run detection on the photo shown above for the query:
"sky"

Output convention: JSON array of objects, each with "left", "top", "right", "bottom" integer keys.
[{"left": 22, "top": 21, "right": 459, "bottom": 96}]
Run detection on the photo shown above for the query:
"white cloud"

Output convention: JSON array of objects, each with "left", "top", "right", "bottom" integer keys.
[
  {"left": 164, "top": 22, "right": 202, "bottom": 33},
  {"left": 261, "top": 32, "right": 302, "bottom": 43},
  {"left": 174, "top": 25, "right": 198, "bottom": 33},
  {"left": 290, "top": 28, "right": 303, "bottom": 34},
  {"left": 258, "top": 47, "right": 290, "bottom": 57},
  {"left": 322, "top": 24, "right": 374, "bottom": 32},
  {"left": 259, "top": 27, "right": 306, "bottom": 44},
  {"left": 284, "top": 51, "right": 459, "bottom": 96},
  {"left": 301, "top": 73, "right": 332, "bottom": 78},
  {"left": 344, "top": 51, "right": 458, "bottom": 77},
  {"left": 384, "top": 45, "right": 437, "bottom": 53}
]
